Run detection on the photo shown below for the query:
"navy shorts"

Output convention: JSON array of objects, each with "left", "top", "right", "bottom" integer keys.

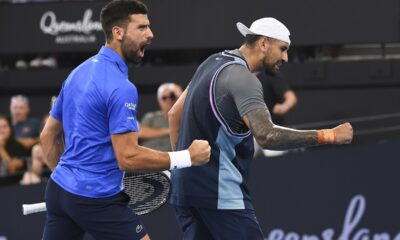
[
  {"left": 174, "top": 206, "right": 264, "bottom": 240},
  {"left": 43, "top": 178, "right": 147, "bottom": 240}
]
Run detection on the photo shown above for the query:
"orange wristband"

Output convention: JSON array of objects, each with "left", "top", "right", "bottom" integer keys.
[{"left": 317, "top": 129, "right": 336, "bottom": 144}]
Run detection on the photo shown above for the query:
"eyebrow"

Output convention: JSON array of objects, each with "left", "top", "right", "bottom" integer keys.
[{"left": 138, "top": 23, "right": 150, "bottom": 28}]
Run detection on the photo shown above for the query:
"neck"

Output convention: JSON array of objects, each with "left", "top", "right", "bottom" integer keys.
[
  {"left": 239, "top": 45, "right": 261, "bottom": 72},
  {"left": 105, "top": 41, "right": 125, "bottom": 61}
]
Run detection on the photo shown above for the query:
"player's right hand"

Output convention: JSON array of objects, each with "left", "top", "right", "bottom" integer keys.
[
  {"left": 332, "top": 122, "right": 353, "bottom": 144},
  {"left": 188, "top": 140, "right": 211, "bottom": 166}
]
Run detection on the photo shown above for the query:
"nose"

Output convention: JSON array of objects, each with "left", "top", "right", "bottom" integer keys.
[
  {"left": 147, "top": 27, "right": 154, "bottom": 40},
  {"left": 282, "top": 51, "right": 288, "bottom": 63}
]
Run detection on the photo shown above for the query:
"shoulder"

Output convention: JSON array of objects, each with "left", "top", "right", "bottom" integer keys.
[
  {"left": 27, "top": 117, "right": 41, "bottom": 126},
  {"left": 72, "top": 56, "right": 106, "bottom": 75},
  {"left": 221, "top": 64, "right": 255, "bottom": 81},
  {"left": 106, "top": 81, "right": 138, "bottom": 112},
  {"left": 106, "top": 74, "right": 137, "bottom": 99},
  {"left": 114, "top": 80, "right": 137, "bottom": 96},
  {"left": 16, "top": 117, "right": 40, "bottom": 127},
  {"left": 77, "top": 55, "right": 123, "bottom": 82},
  {"left": 220, "top": 65, "right": 261, "bottom": 88},
  {"left": 223, "top": 63, "right": 247, "bottom": 72},
  {"left": 143, "top": 110, "right": 162, "bottom": 119},
  {"left": 153, "top": 110, "right": 163, "bottom": 117},
  {"left": 65, "top": 56, "right": 112, "bottom": 88}
]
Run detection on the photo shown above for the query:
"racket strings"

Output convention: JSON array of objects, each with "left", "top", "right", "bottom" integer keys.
[{"left": 124, "top": 172, "right": 171, "bottom": 215}]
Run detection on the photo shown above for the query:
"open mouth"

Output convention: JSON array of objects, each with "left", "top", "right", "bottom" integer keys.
[{"left": 138, "top": 43, "right": 150, "bottom": 57}]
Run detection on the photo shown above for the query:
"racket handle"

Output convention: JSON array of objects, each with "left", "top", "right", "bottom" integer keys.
[{"left": 22, "top": 202, "right": 46, "bottom": 215}]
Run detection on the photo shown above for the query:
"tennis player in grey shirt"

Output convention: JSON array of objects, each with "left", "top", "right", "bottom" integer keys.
[{"left": 169, "top": 17, "right": 353, "bottom": 239}]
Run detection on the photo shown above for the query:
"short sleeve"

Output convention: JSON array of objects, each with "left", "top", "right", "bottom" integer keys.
[
  {"left": 107, "top": 84, "right": 139, "bottom": 134},
  {"left": 224, "top": 65, "right": 268, "bottom": 117},
  {"left": 50, "top": 85, "right": 64, "bottom": 122}
]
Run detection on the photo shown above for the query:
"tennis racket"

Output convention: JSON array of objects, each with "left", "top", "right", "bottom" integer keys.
[{"left": 22, "top": 170, "right": 171, "bottom": 216}]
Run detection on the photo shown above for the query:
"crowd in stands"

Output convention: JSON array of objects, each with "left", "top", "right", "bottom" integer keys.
[{"left": 0, "top": 95, "right": 52, "bottom": 185}]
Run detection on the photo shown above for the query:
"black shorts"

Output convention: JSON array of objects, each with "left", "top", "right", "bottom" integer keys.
[
  {"left": 43, "top": 178, "right": 147, "bottom": 240},
  {"left": 174, "top": 206, "right": 264, "bottom": 240}
]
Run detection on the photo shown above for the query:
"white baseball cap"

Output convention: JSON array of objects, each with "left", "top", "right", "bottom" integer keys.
[{"left": 236, "top": 17, "right": 291, "bottom": 45}]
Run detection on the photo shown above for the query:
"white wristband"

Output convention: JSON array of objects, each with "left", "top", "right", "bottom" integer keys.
[{"left": 168, "top": 150, "right": 192, "bottom": 170}]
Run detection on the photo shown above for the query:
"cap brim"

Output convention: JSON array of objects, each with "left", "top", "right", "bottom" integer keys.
[{"left": 236, "top": 22, "right": 253, "bottom": 36}]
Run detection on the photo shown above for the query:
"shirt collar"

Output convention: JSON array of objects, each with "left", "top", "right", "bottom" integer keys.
[
  {"left": 98, "top": 46, "right": 128, "bottom": 76},
  {"left": 224, "top": 49, "right": 250, "bottom": 70}
]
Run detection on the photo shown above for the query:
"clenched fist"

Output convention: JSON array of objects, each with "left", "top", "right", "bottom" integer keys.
[
  {"left": 188, "top": 140, "right": 211, "bottom": 166},
  {"left": 333, "top": 122, "right": 353, "bottom": 144}
]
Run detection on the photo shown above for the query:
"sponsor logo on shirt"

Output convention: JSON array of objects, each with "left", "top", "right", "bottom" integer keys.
[{"left": 125, "top": 102, "right": 136, "bottom": 111}]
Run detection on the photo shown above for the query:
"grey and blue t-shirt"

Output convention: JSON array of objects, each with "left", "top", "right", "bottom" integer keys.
[{"left": 170, "top": 49, "right": 268, "bottom": 210}]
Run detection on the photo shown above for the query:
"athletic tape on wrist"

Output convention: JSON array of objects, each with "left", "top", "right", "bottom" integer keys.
[
  {"left": 317, "top": 129, "right": 336, "bottom": 144},
  {"left": 168, "top": 150, "right": 192, "bottom": 170}
]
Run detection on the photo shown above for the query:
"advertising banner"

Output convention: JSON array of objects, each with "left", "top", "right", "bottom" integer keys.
[{"left": 0, "top": 0, "right": 399, "bottom": 53}]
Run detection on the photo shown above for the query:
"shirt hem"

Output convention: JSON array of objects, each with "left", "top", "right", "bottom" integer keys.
[{"left": 51, "top": 175, "right": 123, "bottom": 199}]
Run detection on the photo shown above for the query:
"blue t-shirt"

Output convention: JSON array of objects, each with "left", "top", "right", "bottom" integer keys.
[{"left": 50, "top": 46, "right": 139, "bottom": 198}]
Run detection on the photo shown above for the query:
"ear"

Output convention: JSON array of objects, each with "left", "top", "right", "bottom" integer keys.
[
  {"left": 111, "top": 26, "right": 124, "bottom": 41},
  {"left": 259, "top": 37, "right": 270, "bottom": 53}
]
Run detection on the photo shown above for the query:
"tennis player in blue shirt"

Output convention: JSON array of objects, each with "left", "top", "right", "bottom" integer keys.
[{"left": 39, "top": 1, "right": 210, "bottom": 239}]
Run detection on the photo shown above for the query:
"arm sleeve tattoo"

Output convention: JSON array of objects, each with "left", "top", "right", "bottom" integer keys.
[{"left": 245, "top": 108, "right": 323, "bottom": 150}]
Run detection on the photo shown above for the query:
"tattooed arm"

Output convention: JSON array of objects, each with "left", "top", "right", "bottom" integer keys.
[{"left": 243, "top": 108, "right": 353, "bottom": 150}]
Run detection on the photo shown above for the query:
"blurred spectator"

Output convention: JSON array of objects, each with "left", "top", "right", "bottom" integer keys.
[
  {"left": 0, "top": 115, "right": 30, "bottom": 176},
  {"left": 9, "top": 95, "right": 41, "bottom": 151},
  {"left": 256, "top": 71, "right": 297, "bottom": 126},
  {"left": 139, "top": 83, "right": 183, "bottom": 151},
  {"left": 20, "top": 96, "right": 56, "bottom": 185},
  {"left": 29, "top": 55, "right": 57, "bottom": 69},
  {"left": 19, "top": 142, "right": 47, "bottom": 185}
]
